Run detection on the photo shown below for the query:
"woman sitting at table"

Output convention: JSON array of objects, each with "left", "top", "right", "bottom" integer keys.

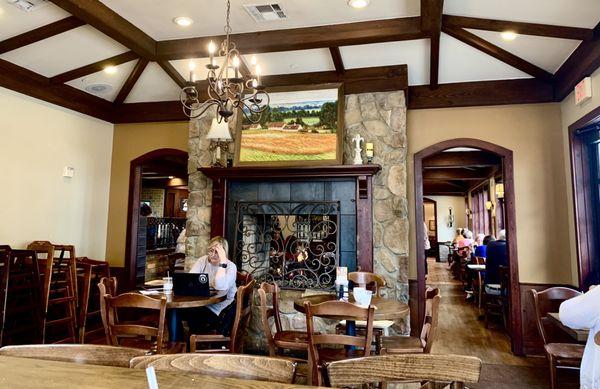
[
  {"left": 187, "top": 236, "right": 238, "bottom": 335},
  {"left": 559, "top": 285, "right": 600, "bottom": 389}
]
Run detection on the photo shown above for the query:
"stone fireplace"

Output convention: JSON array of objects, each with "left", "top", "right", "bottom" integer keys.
[{"left": 186, "top": 90, "right": 408, "bottom": 350}]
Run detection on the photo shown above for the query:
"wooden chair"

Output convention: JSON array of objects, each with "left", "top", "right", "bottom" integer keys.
[
  {"left": 27, "top": 241, "right": 78, "bottom": 344},
  {"left": 258, "top": 282, "right": 308, "bottom": 357},
  {"left": 167, "top": 253, "right": 185, "bottom": 274},
  {"left": 348, "top": 271, "right": 386, "bottom": 296},
  {"left": 76, "top": 257, "right": 111, "bottom": 343},
  {"left": 130, "top": 353, "right": 297, "bottom": 384},
  {"left": 97, "top": 276, "right": 118, "bottom": 345},
  {"left": 0, "top": 344, "right": 147, "bottom": 367},
  {"left": 325, "top": 354, "right": 482, "bottom": 388},
  {"left": 380, "top": 287, "right": 441, "bottom": 354},
  {"left": 531, "top": 287, "right": 584, "bottom": 389},
  {"left": 105, "top": 292, "right": 176, "bottom": 354},
  {"left": 190, "top": 279, "right": 256, "bottom": 353},
  {"left": 236, "top": 271, "right": 252, "bottom": 287},
  {"left": 305, "top": 300, "right": 375, "bottom": 386},
  {"left": 1, "top": 249, "right": 44, "bottom": 346},
  {"left": 484, "top": 265, "right": 509, "bottom": 329}
]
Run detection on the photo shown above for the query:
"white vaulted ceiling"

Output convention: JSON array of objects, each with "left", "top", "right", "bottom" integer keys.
[{"left": 0, "top": 0, "right": 598, "bottom": 105}]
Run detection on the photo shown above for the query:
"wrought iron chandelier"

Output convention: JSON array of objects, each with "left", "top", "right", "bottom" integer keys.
[{"left": 179, "top": 0, "right": 270, "bottom": 123}]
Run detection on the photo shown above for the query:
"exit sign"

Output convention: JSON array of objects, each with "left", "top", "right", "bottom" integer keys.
[{"left": 575, "top": 77, "right": 592, "bottom": 105}]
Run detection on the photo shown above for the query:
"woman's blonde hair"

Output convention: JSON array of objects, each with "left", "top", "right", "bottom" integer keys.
[{"left": 208, "top": 236, "right": 229, "bottom": 257}]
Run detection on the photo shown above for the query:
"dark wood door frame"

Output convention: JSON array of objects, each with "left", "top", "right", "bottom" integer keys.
[
  {"left": 423, "top": 197, "right": 439, "bottom": 261},
  {"left": 414, "top": 138, "right": 522, "bottom": 355},
  {"left": 124, "top": 148, "right": 188, "bottom": 290}
]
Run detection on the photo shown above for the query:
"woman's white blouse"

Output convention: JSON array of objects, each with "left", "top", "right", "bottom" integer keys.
[{"left": 559, "top": 286, "right": 600, "bottom": 389}]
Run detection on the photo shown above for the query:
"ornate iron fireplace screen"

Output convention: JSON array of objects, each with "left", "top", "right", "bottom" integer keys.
[{"left": 232, "top": 201, "right": 340, "bottom": 290}]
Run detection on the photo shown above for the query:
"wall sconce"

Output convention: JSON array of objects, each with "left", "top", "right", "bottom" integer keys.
[
  {"left": 465, "top": 208, "right": 472, "bottom": 218},
  {"left": 485, "top": 201, "right": 494, "bottom": 211},
  {"left": 206, "top": 118, "right": 232, "bottom": 167},
  {"left": 495, "top": 183, "right": 505, "bottom": 199}
]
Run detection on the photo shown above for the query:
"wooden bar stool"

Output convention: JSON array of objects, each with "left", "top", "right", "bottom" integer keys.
[
  {"left": 76, "top": 257, "right": 110, "bottom": 343},
  {"left": 27, "top": 241, "right": 78, "bottom": 344},
  {"left": 1, "top": 249, "right": 44, "bottom": 346}
]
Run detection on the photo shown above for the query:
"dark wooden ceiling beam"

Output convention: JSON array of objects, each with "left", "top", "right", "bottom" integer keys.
[
  {"left": 50, "top": 51, "right": 137, "bottom": 84},
  {"left": 421, "top": 0, "right": 444, "bottom": 88},
  {"left": 329, "top": 47, "right": 345, "bottom": 75},
  {"left": 155, "top": 17, "right": 424, "bottom": 60},
  {"left": 49, "top": 0, "right": 156, "bottom": 59},
  {"left": 554, "top": 22, "right": 600, "bottom": 101},
  {"left": 157, "top": 61, "right": 187, "bottom": 89},
  {"left": 423, "top": 167, "right": 493, "bottom": 180},
  {"left": 423, "top": 151, "right": 500, "bottom": 168},
  {"left": 0, "top": 16, "right": 85, "bottom": 54},
  {"left": 0, "top": 58, "right": 113, "bottom": 121},
  {"left": 114, "top": 58, "right": 149, "bottom": 105},
  {"left": 443, "top": 15, "right": 594, "bottom": 41},
  {"left": 408, "top": 78, "right": 554, "bottom": 109},
  {"left": 442, "top": 25, "right": 554, "bottom": 82}
]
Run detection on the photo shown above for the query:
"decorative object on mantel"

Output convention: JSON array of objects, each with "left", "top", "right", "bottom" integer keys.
[
  {"left": 207, "top": 118, "right": 232, "bottom": 167},
  {"left": 234, "top": 84, "right": 345, "bottom": 167},
  {"left": 179, "top": 0, "right": 269, "bottom": 123},
  {"left": 365, "top": 142, "right": 374, "bottom": 164},
  {"left": 352, "top": 134, "right": 364, "bottom": 165}
]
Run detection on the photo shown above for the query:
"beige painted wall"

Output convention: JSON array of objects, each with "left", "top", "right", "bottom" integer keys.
[
  {"left": 0, "top": 87, "right": 113, "bottom": 258},
  {"left": 407, "top": 103, "right": 572, "bottom": 284},
  {"left": 427, "top": 195, "right": 467, "bottom": 242},
  {"left": 560, "top": 67, "right": 600, "bottom": 286},
  {"left": 104, "top": 121, "right": 188, "bottom": 266}
]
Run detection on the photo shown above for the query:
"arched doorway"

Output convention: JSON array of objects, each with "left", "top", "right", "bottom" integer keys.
[
  {"left": 414, "top": 138, "right": 522, "bottom": 355},
  {"left": 124, "top": 148, "right": 188, "bottom": 289}
]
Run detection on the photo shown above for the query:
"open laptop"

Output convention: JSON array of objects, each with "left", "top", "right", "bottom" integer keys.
[{"left": 173, "top": 272, "right": 210, "bottom": 297}]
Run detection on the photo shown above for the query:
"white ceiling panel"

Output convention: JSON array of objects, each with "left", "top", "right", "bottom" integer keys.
[
  {"left": 242, "top": 49, "right": 334, "bottom": 75},
  {"left": 66, "top": 60, "right": 138, "bottom": 102},
  {"left": 340, "top": 40, "right": 429, "bottom": 86},
  {"left": 439, "top": 32, "right": 530, "bottom": 84},
  {"left": 99, "top": 0, "right": 420, "bottom": 40},
  {"left": 0, "top": 1, "right": 70, "bottom": 41},
  {"left": 125, "top": 62, "right": 182, "bottom": 103},
  {"left": 0, "top": 26, "right": 129, "bottom": 77},
  {"left": 444, "top": 0, "right": 600, "bottom": 28},
  {"left": 468, "top": 29, "right": 581, "bottom": 74}
]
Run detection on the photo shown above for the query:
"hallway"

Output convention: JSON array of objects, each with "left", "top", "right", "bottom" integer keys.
[{"left": 425, "top": 258, "right": 579, "bottom": 388}]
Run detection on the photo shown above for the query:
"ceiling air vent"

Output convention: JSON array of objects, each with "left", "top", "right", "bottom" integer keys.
[
  {"left": 243, "top": 3, "right": 287, "bottom": 22},
  {"left": 6, "top": 0, "right": 49, "bottom": 12},
  {"left": 85, "top": 83, "right": 113, "bottom": 95}
]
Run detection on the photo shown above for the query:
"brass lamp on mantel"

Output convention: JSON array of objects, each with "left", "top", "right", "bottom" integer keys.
[{"left": 207, "top": 118, "right": 232, "bottom": 167}]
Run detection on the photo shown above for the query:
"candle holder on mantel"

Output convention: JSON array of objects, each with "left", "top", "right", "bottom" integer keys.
[{"left": 206, "top": 118, "right": 232, "bottom": 167}]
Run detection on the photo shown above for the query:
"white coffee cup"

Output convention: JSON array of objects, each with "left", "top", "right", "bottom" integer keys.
[{"left": 353, "top": 287, "right": 373, "bottom": 307}]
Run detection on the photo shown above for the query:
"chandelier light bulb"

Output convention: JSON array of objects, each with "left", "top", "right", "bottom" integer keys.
[
  {"left": 188, "top": 60, "right": 196, "bottom": 71},
  {"left": 255, "top": 64, "right": 262, "bottom": 75},
  {"left": 208, "top": 41, "right": 216, "bottom": 54},
  {"left": 251, "top": 55, "right": 257, "bottom": 66},
  {"left": 232, "top": 55, "right": 240, "bottom": 68}
]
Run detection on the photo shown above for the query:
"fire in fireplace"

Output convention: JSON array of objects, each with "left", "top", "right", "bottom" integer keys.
[{"left": 232, "top": 201, "right": 340, "bottom": 290}]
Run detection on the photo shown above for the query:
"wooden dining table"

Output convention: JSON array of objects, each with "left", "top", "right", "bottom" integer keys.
[
  {"left": 0, "top": 355, "right": 320, "bottom": 389},
  {"left": 142, "top": 291, "right": 225, "bottom": 341},
  {"left": 547, "top": 312, "right": 590, "bottom": 343}
]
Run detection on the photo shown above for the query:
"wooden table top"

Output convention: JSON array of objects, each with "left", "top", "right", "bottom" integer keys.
[
  {"left": 547, "top": 312, "right": 589, "bottom": 342},
  {"left": 142, "top": 292, "right": 225, "bottom": 309},
  {"left": 294, "top": 294, "right": 409, "bottom": 320},
  {"left": 0, "top": 356, "right": 320, "bottom": 389}
]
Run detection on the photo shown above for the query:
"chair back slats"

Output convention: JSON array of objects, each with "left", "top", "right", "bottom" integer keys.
[
  {"left": 0, "top": 344, "right": 147, "bottom": 367},
  {"left": 130, "top": 353, "right": 297, "bottom": 384},
  {"left": 105, "top": 293, "right": 167, "bottom": 353},
  {"left": 98, "top": 277, "right": 118, "bottom": 345},
  {"left": 421, "top": 287, "right": 441, "bottom": 353},
  {"left": 258, "top": 282, "right": 283, "bottom": 356},
  {"left": 325, "top": 354, "right": 482, "bottom": 388},
  {"left": 305, "top": 300, "right": 375, "bottom": 386},
  {"left": 348, "top": 272, "right": 386, "bottom": 296},
  {"left": 531, "top": 287, "right": 582, "bottom": 345},
  {"left": 229, "top": 279, "right": 256, "bottom": 353}
]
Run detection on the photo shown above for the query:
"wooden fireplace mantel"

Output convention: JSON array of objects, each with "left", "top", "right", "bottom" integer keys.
[{"left": 198, "top": 164, "right": 381, "bottom": 272}]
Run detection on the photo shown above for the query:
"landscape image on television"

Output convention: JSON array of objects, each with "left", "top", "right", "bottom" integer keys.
[{"left": 238, "top": 88, "right": 339, "bottom": 163}]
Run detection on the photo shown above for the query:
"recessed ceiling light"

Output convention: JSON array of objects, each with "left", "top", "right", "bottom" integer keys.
[
  {"left": 173, "top": 16, "right": 193, "bottom": 27},
  {"left": 501, "top": 31, "right": 517, "bottom": 41},
  {"left": 103, "top": 65, "right": 117, "bottom": 74},
  {"left": 168, "top": 176, "right": 175, "bottom": 179},
  {"left": 348, "top": 0, "right": 369, "bottom": 9}
]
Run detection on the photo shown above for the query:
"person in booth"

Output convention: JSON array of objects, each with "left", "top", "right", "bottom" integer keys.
[{"left": 188, "top": 236, "right": 238, "bottom": 334}]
